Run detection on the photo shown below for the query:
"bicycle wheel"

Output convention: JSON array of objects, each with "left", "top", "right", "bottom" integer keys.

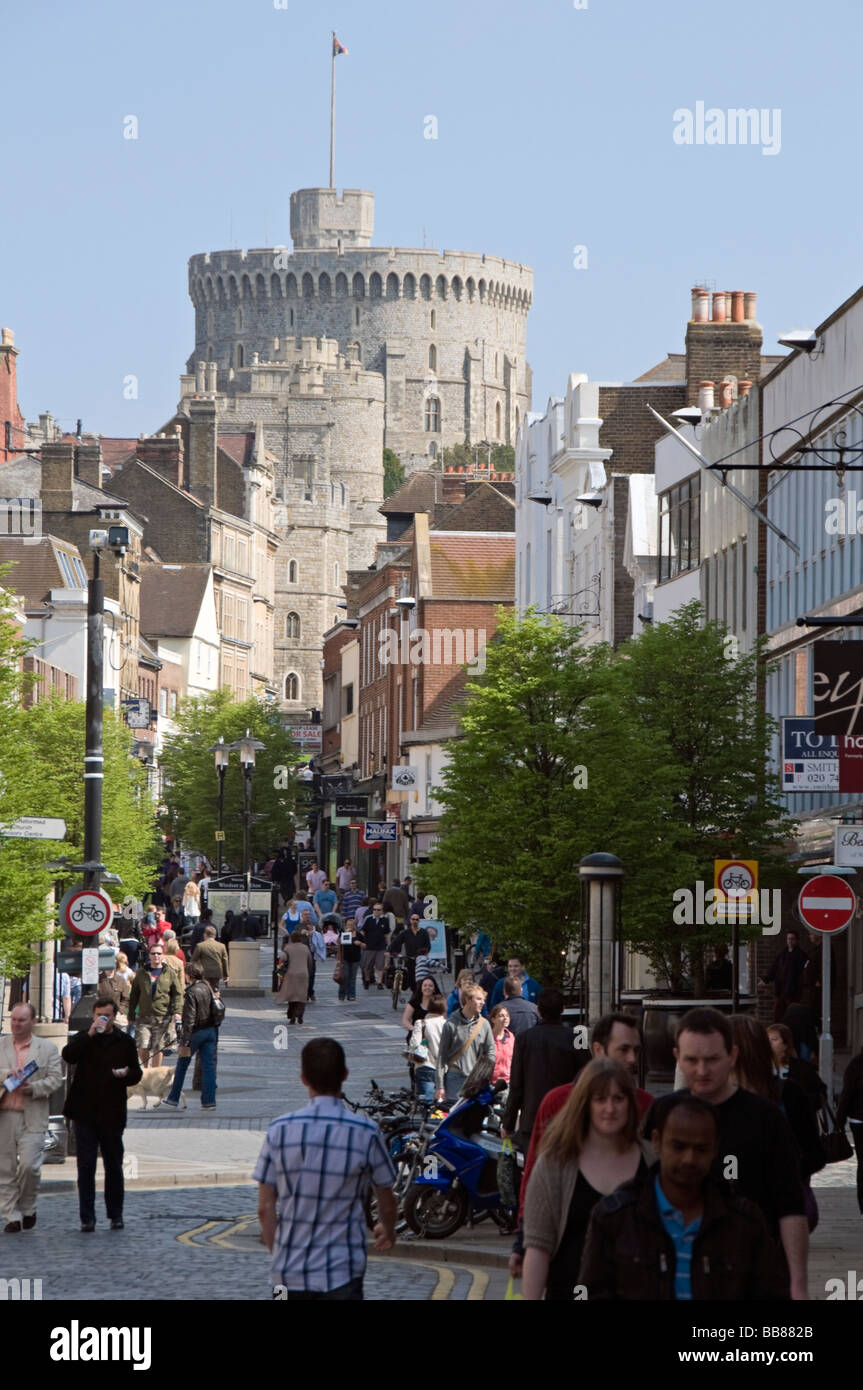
[{"left": 391, "top": 971, "right": 403, "bottom": 1011}]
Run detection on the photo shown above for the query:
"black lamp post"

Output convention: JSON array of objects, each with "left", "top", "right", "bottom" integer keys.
[
  {"left": 233, "top": 730, "right": 265, "bottom": 897},
  {"left": 208, "top": 737, "right": 229, "bottom": 874}
]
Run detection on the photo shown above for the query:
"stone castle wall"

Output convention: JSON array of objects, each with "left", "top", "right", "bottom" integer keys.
[{"left": 188, "top": 246, "right": 532, "bottom": 460}]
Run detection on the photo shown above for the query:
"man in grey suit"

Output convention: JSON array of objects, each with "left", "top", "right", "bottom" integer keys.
[{"left": 0, "top": 1003, "right": 63, "bottom": 1232}]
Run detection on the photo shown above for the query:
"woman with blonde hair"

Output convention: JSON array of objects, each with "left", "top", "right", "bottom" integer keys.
[
  {"left": 522, "top": 1059, "right": 654, "bottom": 1300},
  {"left": 182, "top": 876, "right": 201, "bottom": 930}
]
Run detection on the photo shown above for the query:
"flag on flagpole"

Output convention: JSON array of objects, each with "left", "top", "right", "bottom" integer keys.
[{"left": 333, "top": 35, "right": 347, "bottom": 56}]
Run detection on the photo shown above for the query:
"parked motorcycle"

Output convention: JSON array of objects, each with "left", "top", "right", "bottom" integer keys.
[{"left": 403, "top": 1083, "right": 521, "bottom": 1238}]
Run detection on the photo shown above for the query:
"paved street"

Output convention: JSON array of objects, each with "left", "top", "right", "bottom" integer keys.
[{"left": 19, "top": 939, "right": 858, "bottom": 1300}]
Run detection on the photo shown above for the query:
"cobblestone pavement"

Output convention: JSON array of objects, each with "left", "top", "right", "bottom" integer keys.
[{"left": 0, "top": 1184, "right": 508, "bottom": 1301}]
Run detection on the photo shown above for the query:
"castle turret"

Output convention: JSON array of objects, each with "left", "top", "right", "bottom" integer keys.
[{"left": 290, "top": 188, "right": 374, "bottom": 250}]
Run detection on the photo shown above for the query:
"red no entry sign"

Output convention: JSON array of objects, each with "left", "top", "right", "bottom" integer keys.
[{"left": 797, "top": 875, "right": 857, "bottom": 935}]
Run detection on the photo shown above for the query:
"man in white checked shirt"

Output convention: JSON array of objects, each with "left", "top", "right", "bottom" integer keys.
[{"left": 255, "top": 1038, "right": 397, "bottom": 1299}]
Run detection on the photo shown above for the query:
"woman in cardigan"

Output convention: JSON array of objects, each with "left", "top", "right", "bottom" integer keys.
[
  {"left": 522, "top": 1059, "right": 654, "bottom": 1301},
  {"left": 276, "top": 931, "right": 313, "bottom": 1024}
]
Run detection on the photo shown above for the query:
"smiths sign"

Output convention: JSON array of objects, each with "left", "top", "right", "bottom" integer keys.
[{"left": 813, "top": 640, "right": 863, "bottom": 737}]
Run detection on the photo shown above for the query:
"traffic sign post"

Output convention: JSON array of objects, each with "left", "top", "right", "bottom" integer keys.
[
  {"left": 797, "top": 868, "right": 858, "bottom": 1105},
  {"left": 58, "top": 885, "right": 114, "bottom": 937},
  {"left": 0, "top": 817, "right": 67, "bottom": 841}
]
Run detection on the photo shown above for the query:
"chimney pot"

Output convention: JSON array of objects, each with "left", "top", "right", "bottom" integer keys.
[
  {"left": 712, "top": 292, "right": 727, "bottom": 323},
  {"left": 698, "top": 381, "right": 715, "bottom": 412},
  {"left": 731, "top": 291, "right": 745, "bottom": 323},
  {"left": 739, "top": 379, "right": 753, "bottom": 396},
  {"left": 692, "top": 288, "right": 710, "bottom": 323},
  {"left": 743, "top": 292, "right": 757, "bottom": 320},
  {"left": 1, "top": 327, "right": 14, "bottom": 346}
]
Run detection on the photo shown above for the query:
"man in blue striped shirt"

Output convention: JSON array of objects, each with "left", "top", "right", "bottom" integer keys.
[{"left": 255, "top": 1038, "right": 397, "bottom": 1299}]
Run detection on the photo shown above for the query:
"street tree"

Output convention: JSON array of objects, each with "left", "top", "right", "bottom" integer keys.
[
  {"left": 419, "top": 610, "right": 677, "bottom": 984},
  {"left": 614, "top": 601, "right": 793, "bottom": 992},
  {"left": 383, "top": 448, "right": 405, "bottom": 498},
  {"left": 158, "top": 690, "right": 300, "bottom": 871}
]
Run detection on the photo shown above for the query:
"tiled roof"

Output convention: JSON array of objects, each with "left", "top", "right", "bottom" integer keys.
[
  {"left": 434, "top": 482, "right": 515, "bottom": 534},
  {"left": 217, "top": 433, "right": 254, "bottom": 468},
  {"left": 633, "top": 354, "right": 687, "bottom": 383},
  {"left": 380, "top": 470, "right": 441, "bottom": 515},
  {"left": 140, "top": 563, "right": 212, "bottom": 638},
  {"left": 0, "top": 534, "right": 85, "bottom": 606},
  {"left": 429, "top": 534, "right": 515, "bottom": 599}
]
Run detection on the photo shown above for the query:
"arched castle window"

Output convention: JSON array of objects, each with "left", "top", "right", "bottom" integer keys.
[
  {"left": 285, "top": 612, "right": 300, "bottom": 639},
  {"left": 255, "top": 273, "right": 266, "bottom": 299},
  {"left": 236, "top": 344, "right": 245, "bottom": 368},
  {"left": 430, "top": 309, "right": 436, "bottom": 330},
  {"left": 403, "top": 273, "right": 416, "bottom": 300},
  {"left": 478, "top": 279, "right": 487, "bottom": 303},
  {"left": 496, "top": 401, "right": 502, "bottom": 439},
  {"left": 355, "top": 307, "right": 361, "bottom": 326},
  {"left": 436, "top": 275, "right": 447, "bottom": 299},
  {"left": 369, "top": 273, "right": 382, "bottom": 298},
  {"left": 428, "top": 345, "right": 437, "bottom": 372},
  {"left": 289, "top": 309, "right": 295, "bottom": 327},
  {"left": 352, "top": 273, "right": 365, "bottom": 299},
  {"left": 333, "top": 562, "right": 340, "bottom": 587},
  {"left": 302, "top": 273, "right": 314, "bottom": 299},
  {"left": 284, "top": 274, "right": 297, "bottom": 298},
  {"left": 319, "top": 272, "right": 331, "bottom": 298},
  {"left": 425, "top": 397, "right": 441, "bottom": 432},
  {"left": 386, "top": 272, "right": 399, "bottom": 299},
  {"left": 335, "top": 272, "right": 348, "bottom": 297},
  {"left": 271, "top": 273, "right": 282, "bottom": 299},
  {"left": 466, "top": 278, "right": 475, "bottom": 301},
  {"left": 288, "top": 560, "right": 298, "bottom": 583},
  {"left": 451, "top": 276, "right": 462, "bottom": 301},
  {"left": 428, "top": 441, "right": 438, "bottom": 459},
  {"left": 285, "top": 672, "right": 300, "bottom": 701},
  {"left": 420, "top": 275, "right": 431, "bottom": 300}
]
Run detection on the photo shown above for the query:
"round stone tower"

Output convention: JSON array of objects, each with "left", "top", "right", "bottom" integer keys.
[{"left": 187, "top": 188, "right": 533, "bottom": 465}]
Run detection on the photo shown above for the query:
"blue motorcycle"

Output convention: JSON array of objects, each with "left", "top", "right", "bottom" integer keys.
[{"left": 403, "top": 1084, "right": 520, "bottom": 1238}]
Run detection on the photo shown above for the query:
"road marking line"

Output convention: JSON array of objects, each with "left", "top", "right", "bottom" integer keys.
[
  {"left": 177, "top": 1219, "right": 222, "bottom": 1246},
  {"left": 465, "top": 1267, "right": 489, "bottom": 1300}
]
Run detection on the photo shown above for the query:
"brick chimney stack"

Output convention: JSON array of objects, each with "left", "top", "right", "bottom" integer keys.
[
  {"left": 684, "top": 289, "right": 762, "bottom": 407},
  {"left": 41, "top": 442, "right": 76, "bottom": 514},
  {"left": 74, "top": 442, "right": 103, "bottom": 489},
  {"left": 135, "top": 432, "right": 185, "bottom": 489},
  {"left": 187, "top": 398, "right": 218, "bottom": 510},
  {"left": 0, "top": 327, "right": 26, "bottom": 463}
]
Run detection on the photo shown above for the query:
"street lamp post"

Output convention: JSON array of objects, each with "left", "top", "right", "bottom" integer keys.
[
  {"left": 83, "top": 547, "right": 105, "bottom": 895},
  {"left": 208, "top": 737, "right": 230, "bottom": 874},
  {"left": 233, "top": 730, "right": 265, "bottom": 897}
]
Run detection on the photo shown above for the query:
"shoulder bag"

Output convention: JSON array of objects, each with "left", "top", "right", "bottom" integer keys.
[{"left": 818, "top": 1097, "right": 853, "bottom": 1164}]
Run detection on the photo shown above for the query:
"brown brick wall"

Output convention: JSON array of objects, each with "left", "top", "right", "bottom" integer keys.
[
  {"left": 598, "top": 384, "right": 686, "bottom": 476},
  {"left": 684, "top": 322, "right": 763, "bottom": 407}
]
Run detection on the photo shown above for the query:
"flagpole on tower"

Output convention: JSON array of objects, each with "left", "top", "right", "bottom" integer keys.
[{"left": 329, "top": 32, "right": 336, "bottom": 188}]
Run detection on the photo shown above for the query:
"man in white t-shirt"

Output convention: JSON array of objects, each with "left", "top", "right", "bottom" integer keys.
[{"left": 306, "top": 862, "right": 327, "bottom": 895}]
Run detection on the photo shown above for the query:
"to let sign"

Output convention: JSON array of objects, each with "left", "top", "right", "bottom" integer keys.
[{"left": 797, "top": 874, "right": 857, "bottom": 935}]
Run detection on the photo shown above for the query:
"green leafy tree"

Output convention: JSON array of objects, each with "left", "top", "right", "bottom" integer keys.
[
  {"left": 158, "top": 690, "right": 301, "bottom": 870},
  {"left": 0, "top": 577, "right": 160, "bottom": 975},
  {"left": 442, "top": 442, "right": 515, "bottom": 473},
  {"left": 419, "top": 610, "right": 677, "bottom": 983},
  {"left": 383, "top": 448, "right": 406, "bottom": 498},
  {"left": 614, "top": 602, "right": 793, "bottom": 992}
]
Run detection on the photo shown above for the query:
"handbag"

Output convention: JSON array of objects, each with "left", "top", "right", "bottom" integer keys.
[
  {"left": 333, "top": 960, "right": 344, "bottom": 984},
  {"left": 497, "top": 1136, "right": 520, "bottom": 1210},
  {"left": 817, "top": 1099, "right": 853, "bottom": 1164}
]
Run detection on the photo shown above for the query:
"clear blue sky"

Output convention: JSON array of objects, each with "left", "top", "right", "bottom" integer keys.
[{"left": 4, "top": 0, "right": 863, "bottom": 437}]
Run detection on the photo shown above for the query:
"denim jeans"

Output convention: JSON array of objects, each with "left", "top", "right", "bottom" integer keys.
[
  {"left": 168, "top": 1026, "right": 217, "bottom": 1106},
  {"left": 414, "top": 1065, "right": 436, "bottom": 1103},
  {"left": 339, "top": 961, "right": 359, "bottom": 1000}
]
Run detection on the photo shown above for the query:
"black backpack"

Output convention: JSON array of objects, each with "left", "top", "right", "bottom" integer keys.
[{"left": 209, "top": 988, "right": 226, "bottom": 1029}]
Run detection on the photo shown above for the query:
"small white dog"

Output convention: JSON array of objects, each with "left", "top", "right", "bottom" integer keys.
[{"left": 127, "top": 1066, "right": 186, "bottom": 1109}]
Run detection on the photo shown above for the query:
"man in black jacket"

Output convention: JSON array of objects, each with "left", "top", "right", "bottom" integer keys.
[
  {"left": 580, "top": 1094, "right": 788, "bottom": 1300},
  {"left": 501, "top": 988, "right": 579, "bottom": 1150},
  {"left": 758, "top": 930, "right": 810, "bottom": 1023},
  {"left": 62, "top": 997, "right": 143, "bottom": 1232}
]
